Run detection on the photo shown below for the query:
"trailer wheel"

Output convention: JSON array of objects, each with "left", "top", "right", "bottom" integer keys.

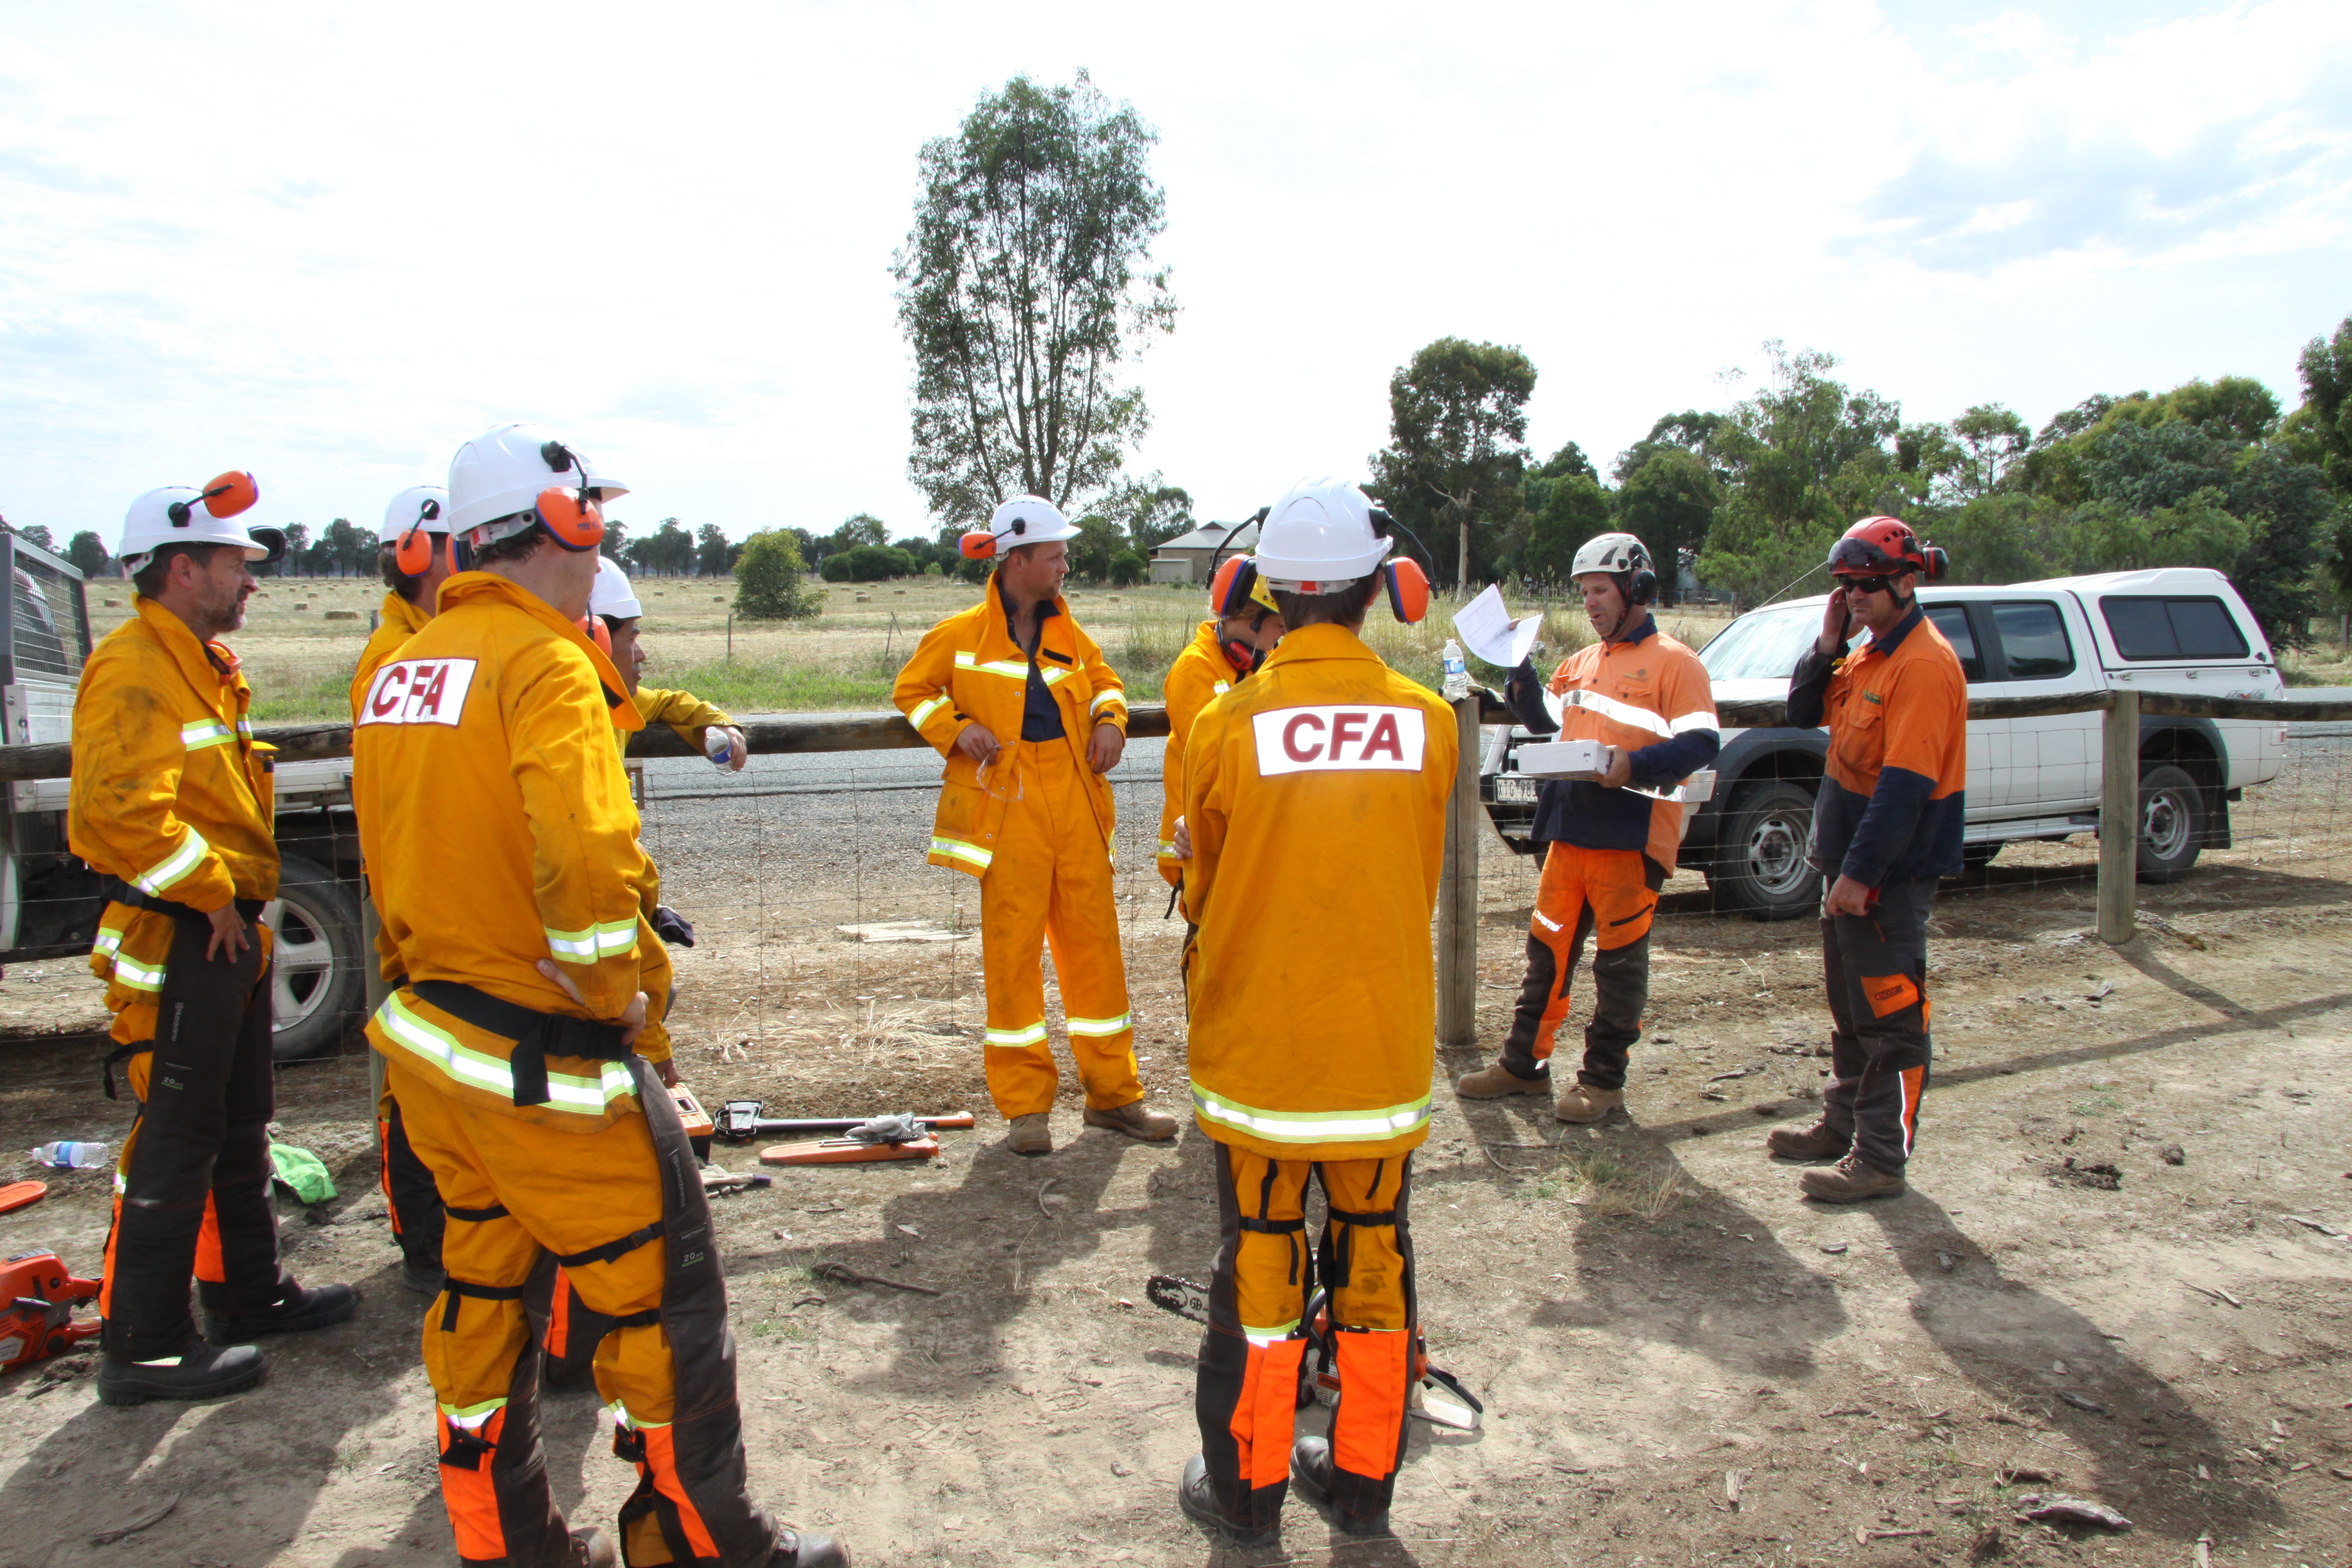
[{"left": 264, "top": 854, "right": 364, "bottom": 1061}]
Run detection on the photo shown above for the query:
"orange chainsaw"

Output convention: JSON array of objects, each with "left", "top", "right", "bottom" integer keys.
[{"left": 0, "top": 1183, "right": 102, "bottom": 1371}]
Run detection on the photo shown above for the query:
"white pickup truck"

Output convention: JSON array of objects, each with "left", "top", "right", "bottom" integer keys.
[
  {"left": 1481, "top": 566, "right": 2288, "bottom": 919},
  {"left": 0, "top": 535, "right": 367, "bottom": 1058}
]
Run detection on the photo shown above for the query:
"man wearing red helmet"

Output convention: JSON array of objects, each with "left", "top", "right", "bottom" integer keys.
[{"left": 1771, "top": 517, "right": 1964, "bottom": 1202}]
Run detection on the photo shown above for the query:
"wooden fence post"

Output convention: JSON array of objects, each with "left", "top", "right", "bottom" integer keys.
[
  {"left": 2097, "top": 689, "right": 2139, "bottom": 945},
  {"left": 1436, "top": 696, "right": 1481, "bottom": 1046}
]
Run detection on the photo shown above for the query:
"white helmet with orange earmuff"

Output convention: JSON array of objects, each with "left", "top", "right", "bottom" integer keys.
[
  {"left": 446, "top": 423, "right": 625, "bottom": 555},
  {"left": 589, "top": 556, "right": 643, "bottom": 620},
  {"left": 957, "top": 495, "right": 1083, "bottom": 560},
  {"left": 380, "top": 485, "right": 467, "bottom": 580},
  {"left": 1252, "top": 477, "right": 1431, "bottom": 623},
  {"left": 118, "top": 472, "right": 286, "bottom": 574}
]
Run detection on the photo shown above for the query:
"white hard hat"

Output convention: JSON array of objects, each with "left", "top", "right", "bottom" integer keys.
[
  {"left": 118, "top": 473, "right": 285, "bottom": 571},
  {"left": 1253, "top": 478, "right": 1393, "bottom": 589},
  {"left": 986, "top": 495, "right": 1081, "bottom": 548},
  {"left": 446, "top": 423, "right": 628, "bottom": 546},
  {"left": 1571, "top": 532, "right": 1652, "bottom": 579},
  {"left": 379, "top": 485, "right": 451, "bottom": 546},
  {"left": 590, "top": 556, "right": 643, "bottom": 620}
]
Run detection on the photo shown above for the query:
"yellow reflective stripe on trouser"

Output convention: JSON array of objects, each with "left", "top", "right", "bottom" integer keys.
[
  {"left": 985, "top": 1021, "right": 1048, "bottom": 1048},
  {"left": 92, "top": 924, "right": 126, "bottom": 960},
  {"left": 930, "top": 836, "right": 993, "bottom": 870},
  {"left": 1244, "top": 1322, "right": 1301, "bottom": 1346},
  {"left": 440, "top": 1397, "right": 508, "bottom": 1426},
  {"left": 1188, "top": 1081, "right": 1433, "bottom": 1145},
  {"left": 375, "top": 994, "right": 636, "bottom": 1114},
  {"left": 606, "top": 1399, "right": 672, "bottom": 1431},
  {"left": 909, "top": 696, "right": 948, "bottom": 730},
  {"left": 179, "top": 719, "right": 235, "bottom": 751},
  {"left": 110, "top": 953, "right": 167, "bottom": 992},
  {"left": 1065, "top": 1013, "right": 1130, "bottom": 1037},
  {"left": 133, "top": 828, "right": 209, "bottom": 896}
]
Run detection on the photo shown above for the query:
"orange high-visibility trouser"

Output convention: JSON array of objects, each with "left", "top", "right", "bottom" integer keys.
[
  {"left": 387, "top": 1056, "right": 776, "bottom": 1568},
  {"left": 1499, "top": 843, "right": 1657, "bottom": 1087},
  {"left": 977, "top": 738, "right": 1141, "bottom": 1119},
  {"left": 1195, "top": 1145, "right": 1416, "bottom": 1534}
]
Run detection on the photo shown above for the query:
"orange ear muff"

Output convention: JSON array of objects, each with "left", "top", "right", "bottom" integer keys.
[
  {"left": 201, "top": 470, "right": 259, "bottom": 518},
  {"left": 394, "top": 523, "right": 434, "bottom": 576},
  {"left": 1922, "top": 546, "right": 1949, "bottom": 582},
  {"left": 959, "top": 530, "right": 997, "bottom": 560},
  {"left": 578, "top": 613, "right": 612, "bottom": 657},
  {"left": 1385, "top": 558, "right": 1431, "bottom": 623},
  {"left": 534, "top": 486, "right": 604, "bottom": 552}
]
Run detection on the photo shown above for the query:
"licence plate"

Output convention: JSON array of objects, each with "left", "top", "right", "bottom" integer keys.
[{"left": 1494, "top": 775, "right": 1538, "bottom": 803}]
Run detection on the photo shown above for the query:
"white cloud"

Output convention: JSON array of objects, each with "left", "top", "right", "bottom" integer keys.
[{"left": 0, "top": 0, "right": 2342, "bottom": 553}]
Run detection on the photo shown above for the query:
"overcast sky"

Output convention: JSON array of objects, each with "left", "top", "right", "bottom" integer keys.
[{"left": 1, "top": 0, "right": 2345, "bottom": 550}]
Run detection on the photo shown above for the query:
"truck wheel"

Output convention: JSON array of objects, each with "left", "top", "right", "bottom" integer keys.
[
  {"left": 264, "top": 853, "right": 364, "bottom": 1062},
  {"left": 1709, "top": 780, "right": 1822, "bottom": 921},
  {"left": 2136, "top": 764, "right": 2204, "bottom": 885}
]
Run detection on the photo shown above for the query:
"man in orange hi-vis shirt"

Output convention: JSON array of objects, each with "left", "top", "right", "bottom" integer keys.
[
  {"left": 1174, "top": 478, "right": 1452, "bottom": 1546},
  {"left": 1772, "top": 517, "right": 1965, "bottom": 1203}
]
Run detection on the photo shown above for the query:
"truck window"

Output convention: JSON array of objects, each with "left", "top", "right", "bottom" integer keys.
[
  {"left": 1990, "top": 601, "right": 2074, "bottom": 680},
  {"left": 2100, "top": 595, "right": 2249, "bottom": 661},
  {"left": 1922, "top": 604, "right": 1983, "bottom": 681},
  {"left": 1697, "top": 605, "right": 1820, "bottom": 682}
]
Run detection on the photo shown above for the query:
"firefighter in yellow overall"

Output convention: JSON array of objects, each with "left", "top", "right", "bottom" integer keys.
[
  {"left": 1156, "top": 525, "right": 1285, "bottom": 889},
  {"left": 76, "top": 473, "right": 356, "bottom": 1407},
  {"left": 1176, "top": 478, "right": 1452, "bottom": 1544},
  {"left": 893, "top": 496, "right": 1177, "bottom": 1156},
  {"left": 355, "top": 423, "right": 842, "bottom": 1568},
  {"left": 1454, "top": 534, "right": 1718, "bottom": 1122}
]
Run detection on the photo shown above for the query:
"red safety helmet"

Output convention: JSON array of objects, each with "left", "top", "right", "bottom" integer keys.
[{"left": 1829, "top": 516, "right": 1947, "bottom": 583}]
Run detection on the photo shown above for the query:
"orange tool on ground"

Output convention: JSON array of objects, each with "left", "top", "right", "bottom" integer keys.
[
  {"left": 0, "top": 1180, "right": 48, "bottom": 1218},
  {"left": 671, "top": 1085, "right": 716, "bottom": 1160},
  {"left": 0, "top": 1186, "right": 103, "bottom": 1371},
  {"left": 758, "top": 1134, "right": 940, "bottom": 1167}
]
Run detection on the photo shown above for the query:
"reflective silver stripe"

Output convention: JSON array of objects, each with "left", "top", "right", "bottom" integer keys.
[
  {"left": 1090, "top": 691, "right": 1124, "bottom": 715},
  {"left": 985, "top": 1021, "right": 1048, "bottom": 1047},
  {"left": 440, "top": 1397, "right": 506, "bottom": 1425},
  {"left": 591, "top": 919, "right": 637, "bottom": 956},
  {"left": 133, "top": 828, "right": 209, "bottom": 896},
  {"left": 1065, "top": 1012, "right": 1130, "bottom": 1037},
  {"left": 1189, "top": 1082, "right": 1433, "bottom": 1144},
  {"left": 544, "top": 926, "right": 598, "bottom": 963},
  {"left": 1157, "top": 840, "right": 1179, "bottom": 857},
  {"left": 111, "top": 953, "right": 167, "bottom": 992},
  {"left": 235, "top": 718, "right": 252, "bottom": 737},
  {"left": 930, "top": 836, "right": 992, "bottom": 870},
  {"left": 606, "top": 1398, "right": 672, "bottom": 1431},
  {"left": 1667, "top": 710, "right": 1718, "bottom": 737},
  {"left": 1560, "top": 688, "right": 1671, "bottom": 739},
  {"left": 966, "top": 657, "right": 1063, "bottom": 684},
  {"left": 909, "top": 696, "right": 948, "bottom": 730},
  {"left": 953, "top": 651, "right": 977, "bottom": 668},
  {"left": 92, "top": 925, "right": 125, "bottom": 959},
  {"left": 180, "top": 720, "right": 235, "bottom": 751},
  {"left": 375, "top": 994, "right": 636, "bottom": 1114},
  {"left": 1243, "top": 1323, "right": 1300, "bottom": 1345},
  {"left": 1212, "top": 681, "right": 1230, "bottom": 695}
]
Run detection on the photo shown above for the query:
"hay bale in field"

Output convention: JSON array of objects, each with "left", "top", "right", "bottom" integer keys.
[{"left": 324, "top": 610, "right": 358, "bottom": 621}]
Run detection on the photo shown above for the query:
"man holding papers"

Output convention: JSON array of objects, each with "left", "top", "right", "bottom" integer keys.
[{"left": 1454, "top": 534, "right": 1718, "bottom": 1123}]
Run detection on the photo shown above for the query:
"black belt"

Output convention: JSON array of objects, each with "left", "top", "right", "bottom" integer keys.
[
  {"left": 107, "top": 883, "right": 267, "bottom": 922},
  {"left": 411, "top": 980, "right": 634, "bottom": 1109}
]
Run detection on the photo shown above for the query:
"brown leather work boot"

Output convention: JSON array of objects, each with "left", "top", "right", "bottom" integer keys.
[
  {"left": 1455, "top": 1062, "right": 1549, "bottom": 1099},
  {"left": 1084, "top": 1100, "right": 1179, "bottom": 1141},
  {"left": 1799, "top": 1154, "right": 1905, "bottom": 1203},
  {"left": 1766, "top": 1122, "right": 1851, "bottom": 1161},
  {"left": 1554, "top": 1084, "right": 1624, "bottom": 1124},
  {"left": 1007, "top": 1113, "right": 1054, "bottom": 1156}
]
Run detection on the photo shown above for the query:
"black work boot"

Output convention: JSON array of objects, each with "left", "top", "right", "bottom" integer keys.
[
  {"left": 205, "top": 1281, "right": 359, "bottom": 1343},
  {"left": 1291, "top": 1434, "right": 1392, "bottom": 1537},
  {"left": 97, "top": 1340, "right": 267, "bottom": 1407},
  {"left": 1178, "top": 1454, "right": 1277, "bottom": 1547},
  {"left": 766, "top": 1526, "right": 850, "bottom": 1567},
  {"left": 1766, "top": 1122, "right": 1851, "bottom": 1161}
]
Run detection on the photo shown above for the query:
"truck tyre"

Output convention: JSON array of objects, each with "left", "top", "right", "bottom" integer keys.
[
  {"left": 2136, "top": 764, "right": 2204, "bottom": 885},
  {"left": 264, "top": 853, "right": 364, "bottom": 1061},
  {"left": 1708, "top": 779, "right": 1822, "bottom": 921}
]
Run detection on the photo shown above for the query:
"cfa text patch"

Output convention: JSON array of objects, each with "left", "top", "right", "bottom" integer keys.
[
  {"left": 357, "top": 658, "right": 478, "bottom": 728},
  {"left": 1253, "top": 705, "right": 1426, "bottom": 774}
]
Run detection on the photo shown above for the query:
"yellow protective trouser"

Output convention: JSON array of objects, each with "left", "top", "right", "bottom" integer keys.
[
  {"left": 387, "top": 1056, "right": 774, "bottom": 1568},
  {"left": 977, "top": 738, "right": 1141, "bottom": 1119},
  {"left": 1196, "top": 1145, "right": 1416, "bottom": 1534}
]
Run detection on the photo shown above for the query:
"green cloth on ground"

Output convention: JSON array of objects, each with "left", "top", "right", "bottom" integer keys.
[{"left": 269, "top": 1141, "right": 338, "bottom": 1205}]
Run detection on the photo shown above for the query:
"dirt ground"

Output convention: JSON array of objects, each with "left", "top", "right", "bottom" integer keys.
[{"left": 2, "top": 823, "right": 2349, "bottom": 1567}]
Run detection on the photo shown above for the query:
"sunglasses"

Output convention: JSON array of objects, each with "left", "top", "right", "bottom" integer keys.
[{"left": 1841, "top": 575, "right": 1897, "bottom": 597}]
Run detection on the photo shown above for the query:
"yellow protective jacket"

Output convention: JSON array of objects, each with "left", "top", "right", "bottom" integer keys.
[
  {"left": 1156, "top": 619, "right": 1237, "bottom": 887},
  {"left": 610, "top": 683, "right": 734, "bottom": 766},
  {"left": 892, "top": 574, "right": 1128, "bottom": 878},
  {"left": 73, "top": 598, "right": 281, "bottom": 1041},
  {"left": 354, "top": 572, "right": 668, "bottom": 1128},
  {"left": 1181, "top": 623, "right": 1456, "bottom": 1162},
  {"left": 350, "top": 591, "right": 433, "bottom": 719}
]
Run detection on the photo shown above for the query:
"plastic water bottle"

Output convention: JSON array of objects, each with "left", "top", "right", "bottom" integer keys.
[
  {"left": 1441, "top": 638, "right": 1469, "bottom": 702},
  {"left": 30, "top": 1141, "right": 108, "bottom": 1170},
  {"left": 704, "top": 728, "right": 735, "bottom": 767}
]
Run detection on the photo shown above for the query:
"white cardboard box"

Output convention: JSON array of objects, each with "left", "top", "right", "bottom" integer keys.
[{"left": 1514, "top": 738, "right": 1612, "bottom": 780}]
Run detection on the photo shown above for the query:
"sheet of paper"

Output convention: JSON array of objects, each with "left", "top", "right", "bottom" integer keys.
[{"left": 1450, "top": 584, "right": 1544, "bottom": 669}]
